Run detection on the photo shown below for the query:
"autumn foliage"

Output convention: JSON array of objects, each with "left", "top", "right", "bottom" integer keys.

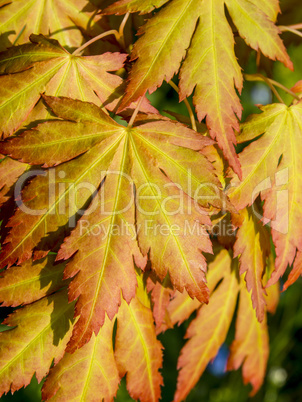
[{"left": 0, "top": 0, "right": 301, "bottom": 400}]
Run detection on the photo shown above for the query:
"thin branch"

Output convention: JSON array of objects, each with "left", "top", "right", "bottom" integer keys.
[
  {"left": 118, "top": 12, "right": 130, "bottom": 49},
  {"left": 245, "top": 73, "right": 284, "bottom": 103},
  {"left": 128, "top": 97, "right": 144, "bottom": 128},
  {"left": 244, "top": 73, "right": 300, "bottom": 102},
  {"left": 168, "top": 80, "right": 197, "bottom": 131},
  {"left": 259, "top": 76, "right": 285, "bottom": 104},
  {"left": 72, "top": 13, "right": 130, "bottom": 56},
  {"left": 279, "top": 23, "right": 302, "bottom": 31},
  {"left": 279, "top": 25, "right": 302, "bottom": 38},
  {"left": 72, "top": 30, "right": 119, "bottom": 56}
]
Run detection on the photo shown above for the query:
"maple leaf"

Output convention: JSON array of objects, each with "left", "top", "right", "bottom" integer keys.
[
  {"left": 227, "top": 277, "right": 269, "bottom": 396},
  {"left": 174, "top": 250, "right": 239, "bottom": 401},
  {"left": 229, "top": 101, "right": 302, "bottom": 287},
  {"left": 0, "top": 95, "right": 229, "bottom": 350},
  {"left": 233, "top": 207, "right": 270, "bottom": 322},
  {"left": 146, "top": 273, "right": 175, "bottom": 330},
  {"left": 263, "top": 254, "right": 280, "bottom": 313},
  {"left": 0, "top": 34, "right": 127, "bottom": 138},
  {"left": 0, "top": 155, "right": 28, "bottom": 207},
  {"left": 283, "top": 251, "right": 302, "bottom": 291},
  {"left": 106, "top": 0, "right": 292, "bottom": 177},
  {"left": 114, "top": 278, "right": 163, "bottom": 402},
  {"left": 248, "top": 0, "right": 280, "bottom": 22},
  {"left": 291, "top": 80, "right": 302, "bottom": 95},
  {"left": 42, "top": 315, "right": 120, "bottom": 402},
  {"left": 157, "top": 247, "right": 236, "bottom": 333},
  {"left": 0, "top": 1, "right": 299, "bottom": 398},
  {"left": 0, "top": 254, "right": 68, "bottom": 306},
  {"left": 103, "top": 0, "right": 169, "bottom": 14},
  {"left": 0, "top": 0, "right": 105, "bottom": 51},
  {"left": 0, "top": 290, "right": 75, "bottom": 396}
]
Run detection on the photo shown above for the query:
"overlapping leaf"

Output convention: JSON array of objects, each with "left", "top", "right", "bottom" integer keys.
[
  {"left": 104, "top": 0, "right": 168, "bottom": 14},
  {"left": 42, "top": 315, "right": 120, "bottom": 402},
  {"left": 283, "top": 251, "right": 302, "bottom": 291},
  {"left": 0, "top": 0, "right": 105, "bottom": 51},
  {"left": 158, "top": 247, "right": 231, "bottom": 332},
  {"left": 263, "top": 254, "right": 280, "bottom": 312},
  {"left": 174, "top": 250, "right": 239, "bottom": 401},
  {"left": 147, "top": 274, "right": 175, "bottom": 330},
  {"left": 0, "top": 290, "right": 75, "bottom": 396},
  {"left": 227, "top": 277, "right": 269, "bottom": 396},
  {"left": 0, "top": 1, "right": 299, "bottom": 399},
  {"left": 233, "top": 207, "right": 270, "bottom": 321},
  {"left": 106, "top": 0, "right": 292, "bottom": 176},
  {"left": 0, "top": 95, "right": 229, "bottom": 350},
  {"left": 114, "top": 280, "right": 163, "bottom": 402},
  {"left": 0, "top": 34, "right": 127, "bottom": 138},
  {"left": 229, "top": 101, "right": 302, "bottom": 286},
  {"left": 0, "top": 254, "right": 67, "bottom": 306},
  {"left": 0, "top": 155, "right": 28, "bottom": 206}
]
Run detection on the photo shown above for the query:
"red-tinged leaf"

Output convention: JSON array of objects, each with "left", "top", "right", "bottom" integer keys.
[
  {"left": 206, "top": 248, "right": 235, "bottom": 292},
  {"left": 0, "top": 156, "right": 28, "bottom": 207},
  {"left": 0, "top": 0, "right": 105, "bottom": 51},
  {"left": 42, "top": 315, "right": 119, "bottom": 402},
  {"left": 263, "top": 254, "right": 280, "bottom": 314},
  {"left": 202, "top": 144, "right": 227, "bottom": 188},
  {"left": 227, "top": 279, "right": 269, "bottom": 396},
  {"left": 158, "top": 289, "right": 200, "bottom": 334},
  {"left": 115, "top": 291, "right": 163, "bottom": 402},
  {"left": 174, "top": 262, "right": 239, "bottom": 402},
  {"left": 0, "top": 96, "right": 229, "bottom": 349},
  {"left": 291, "top": 80, "right": 302, "bottom": 94},
  {"left": 229, "top": 102, "right": 302, "bottom": 287},
  {"left": 2, "top": 98, "right": 229, "bottom": 301},
  {"left": 179, "top": 0, "right": 243, "bottom": 177},
  {"left": 117, "top": 0, "right": 290, "bottom": 177},
  {"left": 0, "top": 38, "right": 157, "bottom": 121},
  {"left": 0, "top": 35, "right": 127, "bottom": 137},
  {"left": 229, "top": 103, "right": 287, "bottom": 209},
  {"left": 0, "top": 254, "right": 67, "bottom": 307},
  {"left": 0, "top": 290, "right": 75, "bottom": 397},
  {"left": 248, "top": 0, "right": 280, "bottom": 22},
  {"left": 158, "top": 247, "right": 234, "bottom": 333},
  {"left": 134, "top": 172, "right": 211, "bottom": 303},
  {"left": 118, "top": 0, "right": 203, "bottom": 111},
  {"left": 0, "top": 98, "right": 125, "bottom": 268},
  {"left": 59, "top": 139, "right": 144, "bottom": 352},
  {"left": 225, "top": 0, "right": 292, "bottom": 70},
  {"left": 0, "top": 98, "right": 123, "bottom": 167},
  {"left": 103, "top": 0, "right": 169, "bottom": 14},
  {"left": 147, "top": 274, "right": 174, "bottom": 330},
  {"left": 233, "top": 207, "right": 270, "bottom": 322},
  {"left": 131, "top": 120, "right": 231, "bottom": 302},
  {"left": 283, "top": 251, "right": 302, "bottom": 291}
]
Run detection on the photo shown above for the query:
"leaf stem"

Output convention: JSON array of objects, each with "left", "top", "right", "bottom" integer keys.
[
  {"left": 279, "top": 23, "right": 302, "bottom": 31},
  {"left": 72, "top": 13, "right": 130, "bottom": 56},
  {"left": 128, "top": 97, "right": 144, "bottom": 128},
  {"left": 279, "top": 25, "right": 302, "bottom": 38},
  {"left": 72, "top": 30, "right": 119, "bottom": 55},
  {"left": 118, "top": 13, "right": 130, "bottom": 49},
  {"left": 244, "top": 73, "right": 300, "bottom": 103},
  {"left": 168, "top": 80, "right": 197, "bottom": 131}
]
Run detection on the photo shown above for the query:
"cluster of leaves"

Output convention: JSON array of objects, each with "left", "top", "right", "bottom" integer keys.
[{"left": 0, "top": 0, "right": 301, "bottom": 400}]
